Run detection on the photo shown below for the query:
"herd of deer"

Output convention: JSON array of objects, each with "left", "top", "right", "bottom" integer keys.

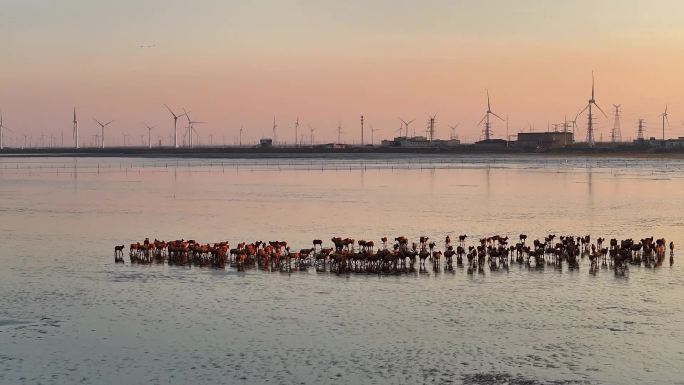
[{"left": 114, "top": 234, "right": 674, "bottom": 275}]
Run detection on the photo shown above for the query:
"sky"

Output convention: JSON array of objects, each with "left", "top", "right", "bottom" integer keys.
[{"left": 3, "top": 0, "right": 684, "bottom": 146}]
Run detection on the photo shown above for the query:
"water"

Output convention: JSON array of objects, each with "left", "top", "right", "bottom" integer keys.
[{"left": 1, "top": 155, "right": 683, "bottom": 385}]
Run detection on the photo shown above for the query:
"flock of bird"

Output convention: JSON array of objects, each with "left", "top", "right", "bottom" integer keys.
[{"left": 115, "top": 234, "right": 674, "bottom": 275}]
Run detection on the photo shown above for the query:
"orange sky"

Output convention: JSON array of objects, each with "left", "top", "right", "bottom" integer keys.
[{"left": 3, "top": 1, "right": 684, "bottom": 146}]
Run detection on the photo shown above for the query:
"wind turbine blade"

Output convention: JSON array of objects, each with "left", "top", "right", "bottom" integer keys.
[
  {"left": 477, "top": 114, "right": 487, "bottom": 126},
  {"left": 408, "top": 119, "right": 415, "bottom": 125},
  {"left": 93, "top": 118, "right": 103, "bottom": 126},
  {"left": 575, "top": 104, "right": 589, "bottom": 120},
  {"left": 164, "top": 104, "right": 177, "bottom": 118},
  {"left": 593, "top": 103, "right": 608, "bottom": 118},
  {"left": 591, "top": 71, "right": 595, "bottom": 100},
  {"left": 487, "top": 89, "right": 491, "bottom": 110},
  {"left": 491, "top": 112, "right": 505, "bottom": 121},
  {"left": 105, "top": 120, "right": 114, "bottom": 126}
]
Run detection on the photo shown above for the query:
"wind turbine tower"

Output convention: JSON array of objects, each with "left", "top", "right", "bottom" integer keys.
[
  {"left": 576, "top": 72, "right": 607, "bottom": 147},
  {"left": 611, "top": 104, "right": 622, "bottom": 143},
  {"left": 478, "top": 89, "right": 504, "bottom": 141},
  {"left": 427, "top": 113, "right": 437, "bottom": 142},
  {"left": 360, "top": 115, "right": 364, "bottom": 145},
  {"left": 309, "top": 125, "right": 316, "bottom": 146}
]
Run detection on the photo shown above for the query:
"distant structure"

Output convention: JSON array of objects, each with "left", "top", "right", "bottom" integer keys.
[
  {"left": 259, "top": 138, "right": 273, "bottom": 147},
  {"left": 73, "top": 108, "right": 79, "bottom": 149},
  {"left": 611, "top": 104, "right": 622, "bottom": 143},
  {"left": 478, "top": 89, "right": 504, "bottom": 141},
  {"left": 576, "top": 72, "right": 607, "bottom": 147},
  {"left": 517, "top": 132, "right": 574, "bottom": 150}
]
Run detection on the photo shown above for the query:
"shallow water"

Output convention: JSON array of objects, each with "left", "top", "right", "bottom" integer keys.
[{"left": 1, "top": 155, "right": 683, "bottom": 385}]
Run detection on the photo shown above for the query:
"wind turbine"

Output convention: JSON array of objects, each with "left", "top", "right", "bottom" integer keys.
[
  {"left": 337, "top": 121, "right": 344, "bottom": 144},
  {"left": 183, "top": 109, "right": 203, "bottom": 148},
  {"left": 399, "top": 118, "right": 415, "bottom": 138},
  {"left": 0, "top": 110, "right": 12, "bottom": 150},
  {"left": 164, "top": 104, "right": 186, "bottom": 149},
  {"left": 93, "top": 118, "right": 114, "bottom": 149},
  {"left": 143, "top": 122, "right": 156, "bottom": 149},
  {"left": 575, "top": 72, "right": 607, "bottom": 146},
  {"left": 449, "top": 123, "right": 460, "bottom": 139},
  {"left": 478, "top": 89, "right": 504, "bottom": 141},
  {"left": 294, "top": 117, "right": 299, "bottom": 146},
  {"left": 272, "top": 116, "right": 277, "bottom": 144},
  {"left": 661, "top": 105, "right": 669, "bottom": 143},
  {"left": 308, "top": 125, "right": 316, "bottom": 146},
  {"left": 72, "top": 108, "right": 79, "bottom": 149},
  {"left": 239, "top": 125, "right": 244, "bottom": 146}
]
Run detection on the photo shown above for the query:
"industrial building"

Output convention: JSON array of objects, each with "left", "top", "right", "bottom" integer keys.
[
  {"left": 381, "top": 136, "right": 460, "bottom": 148},
  {"left": 516, "top": 132, "right": 574, "bottom": 149}
]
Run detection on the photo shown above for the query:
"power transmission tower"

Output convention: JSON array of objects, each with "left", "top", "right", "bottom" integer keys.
[
  {"left": 637, "top": 118, "right": 646, "bottom": 141},
  {"left": 611, "top": 104, "right": 622, "bottom": 143}
]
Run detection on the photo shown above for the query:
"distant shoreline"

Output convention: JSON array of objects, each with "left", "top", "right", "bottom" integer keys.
[{"left": 1, "top": 146, "right": 684, "bottom": 160}]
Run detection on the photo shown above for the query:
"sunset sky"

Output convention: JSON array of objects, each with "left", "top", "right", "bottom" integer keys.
[{"left": 3, "top": 0, "right": 684, "bottom": 146}]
